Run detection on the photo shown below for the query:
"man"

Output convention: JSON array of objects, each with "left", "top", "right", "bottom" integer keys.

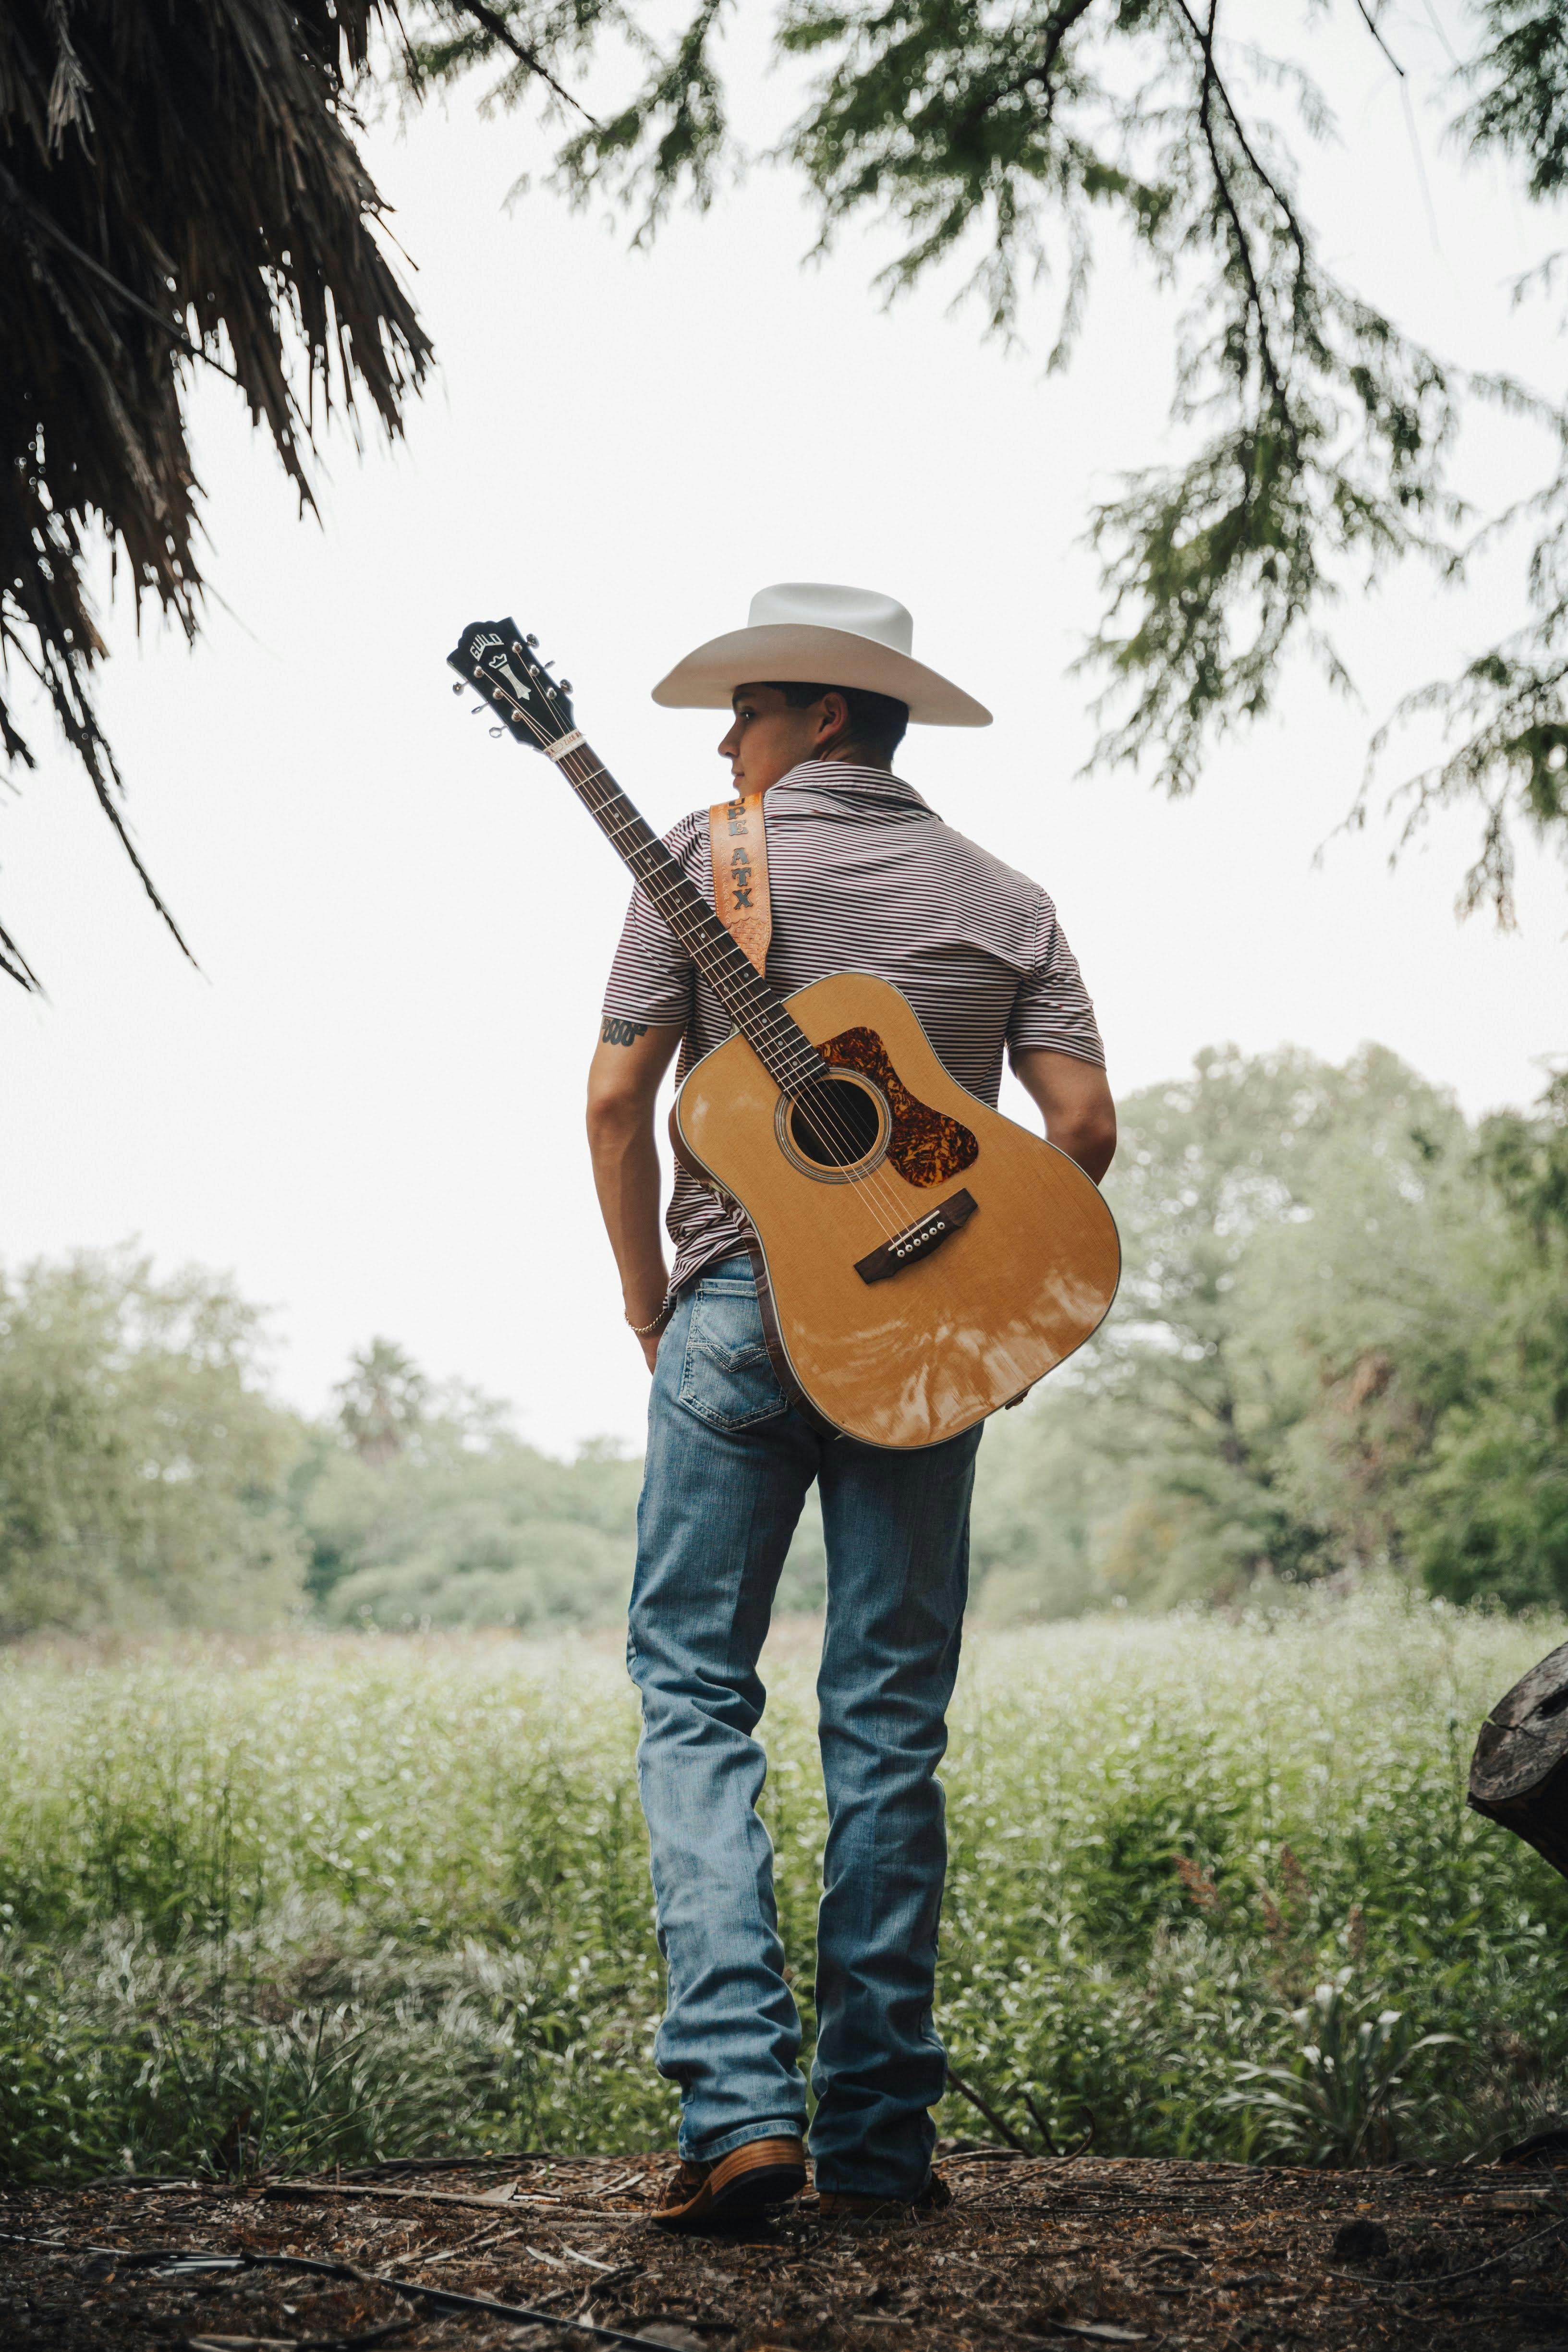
[{"left": 586, "top": 582, "right": 1115, "bottom": 2229}]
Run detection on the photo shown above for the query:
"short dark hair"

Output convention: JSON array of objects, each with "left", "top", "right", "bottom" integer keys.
[{"left": 766, "top": 679, "right": 910, "bottom": 759}]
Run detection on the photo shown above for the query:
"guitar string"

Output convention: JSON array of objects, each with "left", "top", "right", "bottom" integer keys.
[
  {"left": 487, "top": 668, "right": 1052, "bottom": 1410},
  {"left": 558, "top": 744, "right": 936, "bottom": 1248},
  {"left": 576, "top": 782, "right": 863, "bottom": 1115},
  {"left": 554, "top": 746, "right": 805, "bottom": 1064},
  {"left": 561, "top": 755, "right": 932, "bottom": 1233},
  {"left": 525, "top": 712, "right": 813, "bottom": 1076},
  {"left": 561, "top": 735, "right": 1049, "bottom": 1413},
  {"left": 569, "top": 761, "right": 940, "bottom": 1249},
  {"left": 576, "top": 752, "right": 1053, "bottom": 1402},
  {"left": 567, "top": 762, "right": 816, "bottom": 1078},
  {"left": 543, "top": 716, "right": 923, "bottom": 1240},
  {"left": 545, "top": 696, "right": 1005, "bottom": 1291},
  {"left": 477, "top": 670, "right": 1046, "bottom": 1379},
  {"left": 565, "top": 760, "right": 840, "bottom": 1099},
  {"left": 475, "top": 671, "right": 911, "bottom": 1242}
]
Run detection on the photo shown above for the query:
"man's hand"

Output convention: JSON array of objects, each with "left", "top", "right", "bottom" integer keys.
[
  {"left": 1013, "top": 1049, "right": 1117, "bottom": 1182},
  {"left": 586, "top": 1019, "right": 684, "bottom": 1369},
  {"left": 626, "top": 1290, "right": 670, "bottom": 1376}
]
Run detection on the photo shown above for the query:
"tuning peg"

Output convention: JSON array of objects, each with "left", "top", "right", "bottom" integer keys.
[
  {"left": 489, "top": 725, "right": 506, "bottom": 738},
  {"left": 525, "top": 633, "right": 539, "bottom": 648},
  {"left": 560, "top": 680, "right": 573, "bottom": 693},
  {"left": 451, "top": 681, "right": 463, "bottom": 695}
]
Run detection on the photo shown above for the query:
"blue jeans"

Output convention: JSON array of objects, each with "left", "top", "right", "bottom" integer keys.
[{"left": 627, "top": 1255, "right": 981, "bottom": 2200}]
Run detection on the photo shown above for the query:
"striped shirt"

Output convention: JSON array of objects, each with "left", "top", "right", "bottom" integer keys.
[{"left": 601, "top": 760, "right": 1104, "bottom": 1294}]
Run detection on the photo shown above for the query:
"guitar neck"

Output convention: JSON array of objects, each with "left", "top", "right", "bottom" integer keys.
[
  {"left": 557, "top": 740, "right": 818, "bottom": 1092},
  {"left": 446, "top": 616, "right": 818, "bottom": 1094}
]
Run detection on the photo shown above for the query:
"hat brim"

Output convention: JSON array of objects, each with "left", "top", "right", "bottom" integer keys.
[{"left": 651, "top": 623, "right": 992, "bottom": 728}]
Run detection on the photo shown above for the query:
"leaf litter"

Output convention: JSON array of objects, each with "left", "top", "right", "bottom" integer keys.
[{"left": 5, "top": 2147, "right": 1568, "bottom": 2351}]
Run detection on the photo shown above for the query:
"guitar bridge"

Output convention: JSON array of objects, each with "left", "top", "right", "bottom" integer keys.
[{"left": 854, "top": 1189, "right": 977, "bottom": 1285}]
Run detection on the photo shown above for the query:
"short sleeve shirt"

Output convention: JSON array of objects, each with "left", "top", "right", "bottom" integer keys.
[{"left": 602, "top": 759, "right": 1105, "bottom": 1293}]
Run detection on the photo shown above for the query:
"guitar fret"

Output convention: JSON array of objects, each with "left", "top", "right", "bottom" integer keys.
[
  {"left": 558, "top": 746, "right": 820, "bottom": 1091},
  {"left": 573, "top": 784, "right": 771, "bottom": 967},
  {"left": 455, "top": 655, "right": 828, "bottom": 1094}
]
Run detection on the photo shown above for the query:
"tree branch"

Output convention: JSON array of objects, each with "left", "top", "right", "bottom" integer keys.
[
  {"left": 1353, "top": 0, "right": 1406, "bottom": 82},
  {"left": 956, "top": 0, "right": 1099, "bottom": 138},
  {"left": 1169, "top": 0, "right": 1295, "bottom": 430},
  {"left": 448, "top": 0, "right": 598, "bottom": 124}
]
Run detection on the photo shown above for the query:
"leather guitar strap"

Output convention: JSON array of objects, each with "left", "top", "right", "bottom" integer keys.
[
  {"left": 710, "top": 790, "right": 772, "bottom": 975},
  {"left": 707, "top": 789, "right": 839, "bottom": 1439}
]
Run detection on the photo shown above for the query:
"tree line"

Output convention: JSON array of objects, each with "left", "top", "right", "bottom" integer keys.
[
  {"left": 1, "top": 1040, "right": 1563, "bottom": 1639},
  {"left": 974, "top": 1044, "right": 1568, "bottom": 1618}
]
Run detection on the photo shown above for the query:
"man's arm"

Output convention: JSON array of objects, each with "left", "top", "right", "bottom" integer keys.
[
  {"left": 1013, "top": 1049, "right": 1117, "bottom": 1183},
  {"left": 586, "top": 1019, "right": 685, "bottom": 1369}
]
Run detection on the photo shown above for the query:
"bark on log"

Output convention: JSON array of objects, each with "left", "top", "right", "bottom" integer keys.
[{"left": 1468, "top": 1638, "right": 1568, "bottom": 1881}]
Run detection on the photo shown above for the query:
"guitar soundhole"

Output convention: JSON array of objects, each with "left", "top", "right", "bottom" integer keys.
[
  {"left": 791, "top": 1077, "right": 881, "bottom": 1165},
  {"left": 774, "top": 1072, "right": 892, "bottom": 1184}
]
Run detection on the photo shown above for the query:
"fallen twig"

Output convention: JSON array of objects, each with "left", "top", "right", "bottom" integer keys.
[
  {"left": 944, "top": 2070, "right": 1032, "bottom": 2154},
  {"left": 381, "top": 2215, "right": 527, "bottom": 2275},
  {"left": 340, "top": 2154, "right": 568, "bottom": 2179},
  {"left": 260, "top": 2252, "right": 665, "bottom": 2348},
  {"left": 0, "top": 2230, "right": 667, "bottom": 2350},
  {"left": 264, "top": 2180, "right": 638, "bottom": 2222},
  {"left": 82, "top": 2173, "right": 209, "bottom": 2191},
  {"left": 413, "top": 2220, "right": 529, "bottom": 2271},
  {"left": 185, "top": 2320, "right": 420, "bottom": 2351}
]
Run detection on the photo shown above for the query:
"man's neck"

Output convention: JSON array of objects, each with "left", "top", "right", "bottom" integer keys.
[
  {"left": 763, "top": 747, "right": 893, "bottom": 791},
  {"left": 815, "top": 743, "right": 893, "bottom": 771},
  {"left": 753, "top": 748, "right": 898, "bottom": 800}
]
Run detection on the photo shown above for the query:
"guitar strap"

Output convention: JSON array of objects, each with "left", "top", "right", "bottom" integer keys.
[
  {"left": 709, "top": 791, "right": 772, "bottom": 975},
  {"left": 706, "top": 791, "right": 832, "bottom": 1432}
]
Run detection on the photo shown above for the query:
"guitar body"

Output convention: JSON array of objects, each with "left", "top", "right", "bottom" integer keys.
[{"left": 673, "top": 972, "right": 1119, "bottom": 1449}]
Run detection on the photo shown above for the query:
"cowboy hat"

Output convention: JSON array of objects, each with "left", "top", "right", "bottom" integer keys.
[{"left": 651, "top": 582, "right": 992, "bottom": 728}]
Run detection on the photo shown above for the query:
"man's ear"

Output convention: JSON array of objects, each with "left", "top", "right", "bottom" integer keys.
[{"left": 814, "top": 691, "right": 851, "bottom": 751}]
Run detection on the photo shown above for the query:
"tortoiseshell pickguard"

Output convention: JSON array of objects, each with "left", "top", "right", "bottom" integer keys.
[{"left": 819, "top": 1025, "right": 979, "bottom": 1188}]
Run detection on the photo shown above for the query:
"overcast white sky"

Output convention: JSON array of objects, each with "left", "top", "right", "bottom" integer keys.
[{"left": 4, "top": 5, "right": 1565, "bottom": 1452}]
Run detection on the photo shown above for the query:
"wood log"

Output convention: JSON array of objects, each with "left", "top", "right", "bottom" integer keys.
[{"left": 1468, "top": 1637, "right": 1568, "bottom": 1881}]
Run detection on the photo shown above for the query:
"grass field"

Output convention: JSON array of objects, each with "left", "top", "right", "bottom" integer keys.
[{"left": 1, "top": 1589, "right": 1565, "bottom": 2182}]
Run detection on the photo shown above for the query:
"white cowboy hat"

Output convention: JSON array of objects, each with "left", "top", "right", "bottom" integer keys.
[{"left": 651, "top": 582, "right": 992, "bottom": 728}]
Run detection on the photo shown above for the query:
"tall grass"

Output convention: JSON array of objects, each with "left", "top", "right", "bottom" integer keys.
[{"left": 0, "top": 1590, "right": 1564, "bottom": 2180}]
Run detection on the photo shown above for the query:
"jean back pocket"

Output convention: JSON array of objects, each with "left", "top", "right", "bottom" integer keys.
[{"left": 678, "top": 1274, "right": 789, "bottom": 1431}]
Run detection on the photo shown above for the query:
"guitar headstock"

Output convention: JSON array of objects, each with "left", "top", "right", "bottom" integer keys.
[{"left": 446, "top": 617, "right": 579, "bottom": 755}]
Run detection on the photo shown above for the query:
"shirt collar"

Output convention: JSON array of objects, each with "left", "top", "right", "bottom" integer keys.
[{"left": 766, "top": 759, "right": 932, "bottom": 814}]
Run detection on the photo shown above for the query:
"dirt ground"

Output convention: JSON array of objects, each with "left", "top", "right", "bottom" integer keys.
[{"left": 3, "top": 2148, "right": 1567, "bottom": 2352}]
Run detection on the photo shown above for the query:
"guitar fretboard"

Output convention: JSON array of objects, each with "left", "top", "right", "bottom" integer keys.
[{"left": 558, "top": 744, "right": 822, "bottom": 1093}]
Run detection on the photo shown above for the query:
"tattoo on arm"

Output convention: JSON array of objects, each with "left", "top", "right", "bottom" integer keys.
[{"left": 601, "top": 1018, "right": 650, "bottom": 1046}]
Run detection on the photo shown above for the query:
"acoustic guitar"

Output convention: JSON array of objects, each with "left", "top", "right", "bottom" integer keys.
[{"left": 448, "top": 617, "right": 1119, "bottom": 1450}]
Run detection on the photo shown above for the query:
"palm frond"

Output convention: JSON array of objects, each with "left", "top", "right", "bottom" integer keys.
[{"left": 0, "top": 0, "right": 436, "bottom": 987}]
